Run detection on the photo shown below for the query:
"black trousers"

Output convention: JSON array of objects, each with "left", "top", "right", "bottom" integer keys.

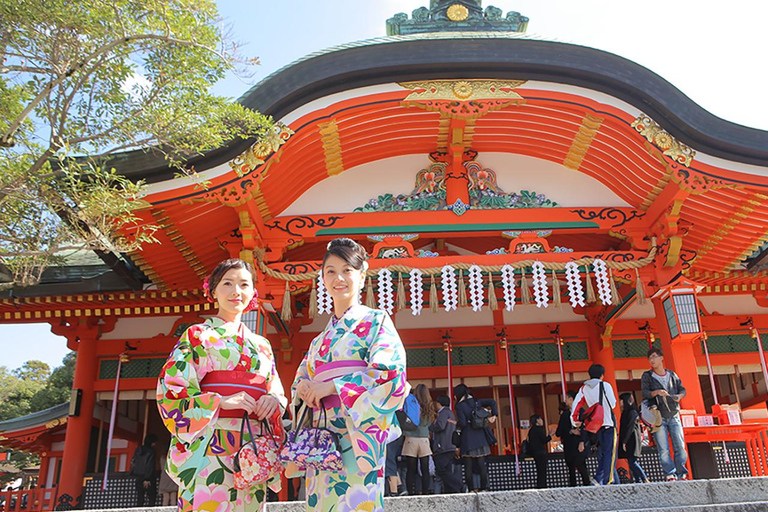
[
  {"left": 135, "top": 477, "right": 157, "bottom": 507},
  {"left": 462, "top": 456, "right": 488, "bottom": 491},
  {"left": 404, "top": 456, "right": 431, "bottom": 495},
  {"left": 433, "top": 451, "right": 462, "bottom": 494},
  {"left": 533, "top": 453, "right": 547, "bottom": 489},
  {"left": 566, "top": 450, "right": 591, "bottom": 486}
]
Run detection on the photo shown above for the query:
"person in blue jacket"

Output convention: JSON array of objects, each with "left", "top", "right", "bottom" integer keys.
[{"left": 453, "top": 384, "right": 498, "bottom": 492}]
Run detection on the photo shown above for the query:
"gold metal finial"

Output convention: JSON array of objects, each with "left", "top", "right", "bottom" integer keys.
[{"left": 447, "top": 4, "right": 469, "bottom": 21}]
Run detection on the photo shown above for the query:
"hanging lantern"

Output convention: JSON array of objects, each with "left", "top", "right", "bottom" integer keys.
[{"left": 652, "top": 276, "right": 704, "bottom": 339}]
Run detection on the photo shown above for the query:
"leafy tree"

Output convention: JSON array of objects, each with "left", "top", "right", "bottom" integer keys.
[
  {"left": 0, "top": 0, "right": 272, "bottom": 286},
  {"left": 12, "top": 360, "right": 50, "bottom": 384},
  {"left": 0, "top": 365, "right": 45, "bottom": 421},
  {"left": 30, "top": 351, "right": 75, "bottom": 411}
]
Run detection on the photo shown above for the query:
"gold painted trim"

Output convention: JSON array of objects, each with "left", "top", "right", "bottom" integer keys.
[
  {"left": 153, "top": 209, "right": 208, "bottom": 280},
  {"left": 400, "top": 80, "right": 526, "bottom": 102},
  {"left": 318, "top": 119, "right": 345, "bottom": 177},
  {"left": 563, "top": 114, "right": 604, "bottom": 171}
]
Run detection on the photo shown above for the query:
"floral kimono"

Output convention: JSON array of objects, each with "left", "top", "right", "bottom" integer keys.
[
  {"left": 157, "top": 317, "right": 287, "bottom": 512},
  {"left": 292, "top": 305, "right": 408, "bottom": 512}
]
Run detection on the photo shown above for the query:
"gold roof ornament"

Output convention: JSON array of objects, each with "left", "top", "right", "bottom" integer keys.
[
  {"left": 632, "top": 114, "right": 696, "bottom": 167},
  {"left": 447, "top": 4, "right": 469, "bottom": 21},
  {"left": 229, "top": 122, "right": 294, "bottom": 177}
]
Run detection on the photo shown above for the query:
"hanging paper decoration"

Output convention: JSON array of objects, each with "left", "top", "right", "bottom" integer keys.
[
  {"left": 565, "top": 262, "right": 585, "bottom": 308},
  {"left": 593, "top": 259, "right": 611, "bottom": 305},
  {"left": 531, "top": 261, "right": 549, "bottom": 308},
  {"left": 441, "top": 265, "right": 458, "bottom": 312},
  {"left": 317, "top": 275, "right": 332, "bottom": 315},
  {"left": 468, "top": 265, "right": 484, "bottom": 312},
  {"left": 409, "top": 268, "right": 424, "bottom": 315},
  {"left": 377, "top": 268, "right": 394, "bottom": 314},
  {"left": 501, "top": 264, "right": 516, "bottom": 311}
]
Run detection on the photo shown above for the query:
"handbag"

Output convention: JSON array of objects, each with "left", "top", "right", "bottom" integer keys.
[
  {"left": 279, "top": 405, "right": 344, "bottom": 472},
  {"left": 233, "top": 413, "right": 283, "bottom": 489}
]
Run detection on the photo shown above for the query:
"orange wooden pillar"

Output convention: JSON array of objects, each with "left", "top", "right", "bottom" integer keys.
[
  {"left": 56, "top": 320, "right": 100, "bottom": 508},
  {"left": 37, "top": 455, "right": 50, "bottom": 488},
  {"left": 651, "top": 298, "right": 706, "bottom": 414}
]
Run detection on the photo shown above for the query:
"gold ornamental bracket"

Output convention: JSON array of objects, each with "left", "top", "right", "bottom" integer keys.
[
  {"left": 229, "top": 123, "right": 294, "bottom": 177},
  {"left": 631, "top": 115, "right": 696, "bottom": 167},
  {"left": 400, "top": 79, "right": 527, "bottom": 119}
]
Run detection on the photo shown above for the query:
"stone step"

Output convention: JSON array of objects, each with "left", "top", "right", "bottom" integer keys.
[{"left": 88, "top": 477, "right": 768, "bottom": 512}]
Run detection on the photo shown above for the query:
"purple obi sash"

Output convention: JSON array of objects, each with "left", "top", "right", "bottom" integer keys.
[{"left": 315, "top": 359, "right": 368, "bottom": 409}]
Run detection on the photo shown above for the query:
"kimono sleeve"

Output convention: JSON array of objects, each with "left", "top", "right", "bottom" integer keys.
[
  {"left": 334, "top": 311, "right": 407, "bottom": 428},
  {"left": 258, "top": 336, "right": 288, "bottom": 412},
  {"left": 156, "top": 325, "right": 221, "bottom": 443},
  {"left": 291, "top": 349, "right": 311, "bottom": 406}
]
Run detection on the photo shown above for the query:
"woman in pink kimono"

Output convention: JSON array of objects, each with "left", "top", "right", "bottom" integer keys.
[
  {"left": 293, "top": 238, "right": 408, "bottom": 512},
  {"left": 157, "top": 259, "right": 287, "bottom": 512}
]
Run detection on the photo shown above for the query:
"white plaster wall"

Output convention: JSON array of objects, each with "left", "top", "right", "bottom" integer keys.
[
  {"left": 502, "top": 303, "right": 585, "bottom": 325},
  {"left": 280, "top": 154, "right": 430, "bottom": 216},
  {"left": 279, "top": 152, "right": 629, "bottom": 216},
  {"left": 101, "top": 316, "right": 181, "bottom": 340},
  {"left": 393, "top": 307, "right": 494, "bottom": 330},
  {"left": 621, "top": 301, "right": 656, "bottom": 320},
  {"left": 700, "top": 294, "right": 768, "bottom": 316}
]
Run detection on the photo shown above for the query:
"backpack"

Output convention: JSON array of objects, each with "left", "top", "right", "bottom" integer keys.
[
  {"left": 396, "top": 394, "right": 421, "bottom": 431},
  {"left": 130, "top": 446, "right": 155, "bottom": 479},
  {"left": 470, "top": 399, "right": 490, "bottom": 430}
]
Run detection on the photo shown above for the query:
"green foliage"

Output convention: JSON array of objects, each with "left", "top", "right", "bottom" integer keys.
[
  {"left": 0, "top": 0, "right": 272, "bottom": 286},
  {"left": 30, "top": 351, "right": 75, "bottom": 411},
  {"left": 0, "top": 352, "right": 74, "bottom": 421}
]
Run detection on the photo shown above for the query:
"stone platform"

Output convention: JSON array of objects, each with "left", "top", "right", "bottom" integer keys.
[{"left": 90, "top": 477, "right": 768, "bottom": 512}]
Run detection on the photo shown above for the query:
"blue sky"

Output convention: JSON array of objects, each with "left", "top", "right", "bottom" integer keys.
[{"left": 2, "top": 0, "right": 766, "bottom": 371}]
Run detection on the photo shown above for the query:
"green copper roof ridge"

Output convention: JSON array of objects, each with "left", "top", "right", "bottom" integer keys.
[{"left": 0, "top": 402, "right": 69, "bottom": 433}]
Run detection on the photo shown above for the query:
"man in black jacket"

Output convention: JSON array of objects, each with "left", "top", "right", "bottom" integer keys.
[
  {"left": 429, "top": 395, "right": 463, "bottom": 493},
  {"left": 130, "top": 434, "right": 158, "bottom": 506},
  {"left": 641, "top": 348, "right": 689, "bottom": 481}
]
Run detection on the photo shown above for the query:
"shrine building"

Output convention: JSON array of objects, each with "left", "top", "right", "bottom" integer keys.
[{"left": 3, "top": 1, "right": 768, "bottom": 509}]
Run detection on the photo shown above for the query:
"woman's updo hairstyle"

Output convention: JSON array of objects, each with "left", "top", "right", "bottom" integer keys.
[
  {"left": 204, "top": 259, "right": 258, "bottom": 300},
  {"left": 322, "top": 238, "right": 368, "bottom": 271}
]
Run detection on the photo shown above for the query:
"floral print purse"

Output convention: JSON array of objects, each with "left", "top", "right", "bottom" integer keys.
[
  {"left": 279, "top": 405, "right": 344, "bottom": 472},
  {"left": 233, "top": 413, "right": 283, "bottom": 489}
]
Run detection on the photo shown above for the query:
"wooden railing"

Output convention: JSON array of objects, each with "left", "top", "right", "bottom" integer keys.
[
  {"left": 684, "top": 423, "right": 768, "bottom": 476},
  {"left": 0, "top": 487, "right": 57, "bottom": 512}
]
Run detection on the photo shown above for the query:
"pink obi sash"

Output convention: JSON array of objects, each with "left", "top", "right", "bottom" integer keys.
[
  {"left": 315, "top": 360, "right": 368, "bottom": 409},
  {"left": 200, "top": 370, "right": 267, "bottom": 419}
]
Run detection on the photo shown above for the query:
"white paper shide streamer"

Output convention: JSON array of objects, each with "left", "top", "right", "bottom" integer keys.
[
  {"left": 531, "top": 261, "right": 549, "bottom": 308},
  {"left": 409, "top": 268, "right": 424, "bottom": 315},
  {"left": 377, "top": 268, "right": 394, "bottom": 314},
  {"left": 317, "top": 275, "right": 332, "bottom": 314},
  {"left": 565, "top": 262, "right": 585, "bottom": 308},
  {"left": 501, "top": 264, "right": 516, "bottom": 311},
  {"left": 468, "top": 265, "right": 484, "bottom": 312},
  {"left": 441, "top": 265, "right": 458, "bottom": 312},
  {"left": 593, "top": 259, "right": 612, "bottom": 306}
]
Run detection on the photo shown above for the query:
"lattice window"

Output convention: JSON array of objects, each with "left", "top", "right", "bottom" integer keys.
[
  {"left": 507, "top": 341, "right": 588, "bottom": 363},
  {"left": 703, "top": 333, "right": 768, "bottom": 354},
  {"left": 406, "top": 345, "right": 497, "bottom": 367},
  {"left": 613, "top": 338, "right": 661, "bottom": 359},
  {"left": 99, "top": 358, "right": 166, "bottom": 380}
]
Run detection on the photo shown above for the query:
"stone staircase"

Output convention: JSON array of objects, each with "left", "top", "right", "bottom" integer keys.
[{"left": 93, "top": 477, "right": 768, "bottom": 512}]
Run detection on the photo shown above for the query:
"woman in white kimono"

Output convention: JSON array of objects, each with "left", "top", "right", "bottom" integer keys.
[{"left": 293, "top": 238, "right": 408, "bottom": 512}]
